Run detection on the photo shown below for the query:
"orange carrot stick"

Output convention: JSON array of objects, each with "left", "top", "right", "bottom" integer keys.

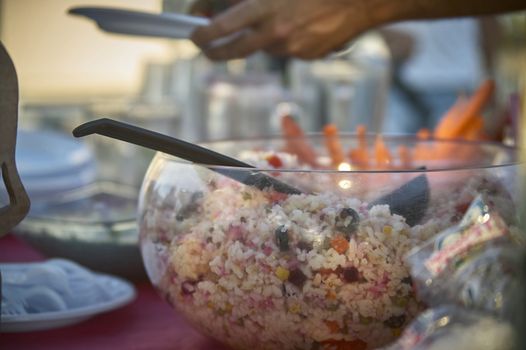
[
  {"left": 464, "top": 115, "right": 485, "bottom": 141},
  {"left": 374, "top": 135, "right": 392, "bottom": 167},
  {"left": 413, "top": 144, "right": 428, "bottom": 162},
  {"left": 431, "top": 81, "right": 493, "bottom": 161},
  {"left": 455, "top": 80, "right": 494, "bottom": 136},
  {"left": 323, "top": 124, "right": 345, "bottom": 167},
  {"left": 414, "top": 127, "right": 435, "bottom": 161},
  {"left": 348, "top": 125, "right": 369, "bottom": 168},
  {"left": 398, "top": 145, "right": 412, "bottom": 169},
  {"left": 433, "top": 96, "right": 468, "bottom": 140},
  {"left": 281, "top": 115, "right": 318, "bottom": 167},
  {"left": 417, "top": 128, "right": 431, "bottom": 140},
  {"left": 431, "top": 95, "right": 470, "bottom": 160},
  {"left": 414, "top": 128, "right": 433, "bottom": 161},
  {"left": 434, "top": 80, "right": 494, "bottom": 140},
  {"left": 349, "top": 149, "right": 368, "bottom": 167},
  {"left": 356, "top": 124, "right": 367, "bottom": 149}
]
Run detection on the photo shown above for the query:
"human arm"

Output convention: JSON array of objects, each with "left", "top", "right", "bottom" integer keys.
[{"left": 191, "top": 0, "right": 526, "bottom": 60}]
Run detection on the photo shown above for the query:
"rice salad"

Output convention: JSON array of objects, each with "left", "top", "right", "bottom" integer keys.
[{"left": 139, "top": 150, "right": 513, "bottom": 350}]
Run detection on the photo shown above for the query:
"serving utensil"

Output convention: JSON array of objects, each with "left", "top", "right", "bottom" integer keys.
[
  {"left": 73, "top": 118, "right": 303, "bottom": 195},
  {"left": 0, "top": 42, "right": 30, "bottom": 236},
  {"left": 73, "top": 118, "right": 429, "bottom": 223},
  {"left": 369, "top": 173, "right": 429, "bottom": 226}
]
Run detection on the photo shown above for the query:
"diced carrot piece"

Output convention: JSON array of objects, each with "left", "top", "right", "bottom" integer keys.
[
  {"left": 324, "top": 320, "right": 340, "bottom": 334},
  {"left": 266, "top": 154, "right": 283, "bottom": 168},
  {"left": 330, "top": 235, "right": 349, "bottom": 254},
  {"left": 281, "top": 115, "right": 318, "bottom": 167},
  {"left": 374, "top": 135, "right": 392, "bottom": 167},
  {"left": 326, "top": 290, "right": 338, "bottom": 300},
  {"left": 323, "top": 124, "right": 346, "bottom": 167},
  {"left": 268, "top": 192, "right": 288, "bottom": 203}
]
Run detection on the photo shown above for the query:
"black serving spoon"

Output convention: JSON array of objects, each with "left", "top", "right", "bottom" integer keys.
[
  {"left": 73, "top": 118, "right": 429, "bottom": 224},
  {"left": 369, "top": 173, "right": 429, "bottom": 226},
  {"left": 73, "top": 118, "right": 303, "bottom": 195}
]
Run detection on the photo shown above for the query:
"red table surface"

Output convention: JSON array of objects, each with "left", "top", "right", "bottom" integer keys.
[{"left": 0, "top": 234, "right": 229, "bottom": 350}]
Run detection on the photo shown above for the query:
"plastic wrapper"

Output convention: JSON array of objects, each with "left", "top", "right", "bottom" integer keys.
[
  {"left": 406, "top": 194, "right": 522, "bottom": 318},
  {"left": 383, "top": 305, "right": 516, "bottom": 350}
]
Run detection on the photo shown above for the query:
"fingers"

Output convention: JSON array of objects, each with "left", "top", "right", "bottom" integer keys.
[
  {"left": 202, "top": 19, "right": 292, "bottom": 60},
  {"left": 264, "top": 10, "right": 359, "bottom": 60},
  {"left": 265, "top": 36, "right": 328, "bottom": 60},
  {"left": 189, "top": 0, "right": 243, "bottom": 17},
  {"left": 191, "top": 0, "right": 365, "bottom": 60},
  {"left": 265, "top": 40, "right": 346, "bottom": 60},
  {"left": 191, "top": 0, "right": 272, "bottom": 48}
]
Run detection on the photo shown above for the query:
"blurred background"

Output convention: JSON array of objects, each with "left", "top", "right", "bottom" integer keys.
[
  {"left": 2, "top": 1, "right": 524, "bottom": 141},
  {"left": 2, "top": 0, "right": 174, "bottom": 100},
  {"left": 0, "top": 0, "right": 524, "bottom": 280}
]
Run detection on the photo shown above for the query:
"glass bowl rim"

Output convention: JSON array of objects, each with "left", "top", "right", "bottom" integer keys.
[
  {"left": 21, "top": 181, "right": 138, "bottom": 225},
  {"left": 154, "top": 133, "right": 521, "bottom": 173}
]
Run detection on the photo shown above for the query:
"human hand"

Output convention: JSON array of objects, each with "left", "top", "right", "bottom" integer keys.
[
  {"left": 190, "top": 0, "right": 376, "bottom": 60},
  {"left": 188, "top": 0, "right": 239, "bottom": 18}
]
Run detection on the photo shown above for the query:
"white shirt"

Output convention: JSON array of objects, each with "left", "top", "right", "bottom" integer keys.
[{"left": 390, "top": 19, "right": 485, "bottom": 92}]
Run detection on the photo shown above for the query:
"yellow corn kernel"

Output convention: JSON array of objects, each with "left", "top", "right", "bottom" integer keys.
[
  {"left": 392, "top": 328, "right": 402, "bottom": 337},
  {"left": 359, "top": 315, "right": 373, "bottom": 325},
  {"left": 275, "top": 266, "right": 290, "bottom": 281},
  {"left": 383, "top": 225, "right": 393, "bottom": 235},
  {"left": 289, "top": 303, "right": 301, "bottom": 314},
  {"left": 392, "top": 296, "right": 408, "bottom": 307},
  {"left": 224, "top": 303, "right": 233, "bottom": 313}
]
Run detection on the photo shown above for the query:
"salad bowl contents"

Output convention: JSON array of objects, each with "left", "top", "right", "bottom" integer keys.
[{"left": 138, "top": 132, "right": 518, "bottom": 350}]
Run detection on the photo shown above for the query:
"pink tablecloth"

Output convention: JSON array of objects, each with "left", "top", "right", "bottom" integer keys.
[{"left": 0, "top": 234, "right": 229, "bottom": 350}]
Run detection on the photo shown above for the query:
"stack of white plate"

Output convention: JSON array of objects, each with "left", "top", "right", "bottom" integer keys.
[
  {"left": 1, "top": 259, "right": 136, "bottom": 332},
  {"left": 15, "top": 129, "right": 97, "bottom": 202}
]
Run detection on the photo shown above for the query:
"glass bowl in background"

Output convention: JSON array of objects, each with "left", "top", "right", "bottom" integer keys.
[
  {"left": 14, "top": 181, "right": 146, "bottom": 281},
  {"left": 9, "top": 128, "right": 148, "bottom": 280},
  {"left": 138, "top": 135, "right": 519, "bottom": 349}
]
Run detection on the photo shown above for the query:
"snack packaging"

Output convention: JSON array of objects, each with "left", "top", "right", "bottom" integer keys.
[
  {"left": 406, "top": 194, "right": 522, "bottom": 318},
  {"left": 384, "top": 305, "right": 516, "bottom": 350}
]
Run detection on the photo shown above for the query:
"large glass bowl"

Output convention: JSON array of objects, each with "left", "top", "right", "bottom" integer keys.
[{"left": 138, "top": 135, "right": 519, "bottom": 350}]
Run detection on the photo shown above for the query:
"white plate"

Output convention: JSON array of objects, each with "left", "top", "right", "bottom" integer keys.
[
  {"left": 1, "top": 272, "right": 136, "bottom": 332},
  {"left": 69, "top": 6, "right": 210, "bottom": 39},
  {"left": 16, "top": 129, "right": 95, "bottom": 178},
  {"left": 13, "top": 129, "right": 97, "bottom": 201}
]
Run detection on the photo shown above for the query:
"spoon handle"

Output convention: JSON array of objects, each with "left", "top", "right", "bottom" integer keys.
[{"left": 73, "top": 118, "right": 303, "bottom": 195}]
